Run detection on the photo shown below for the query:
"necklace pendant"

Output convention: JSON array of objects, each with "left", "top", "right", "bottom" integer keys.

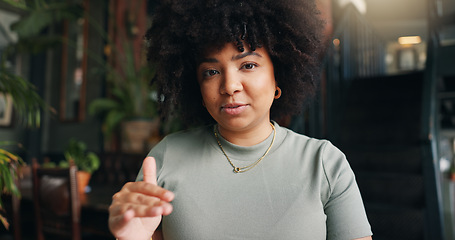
[{"left": 215, "top": 123, "right": 276, "bottom": 174}]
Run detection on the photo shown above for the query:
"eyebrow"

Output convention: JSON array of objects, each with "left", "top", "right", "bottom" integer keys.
[
  {"left": 232, "top": 51, "right": 262, "bottom": 61},
  {"left": 199, "top": 51, "right": 262, "bottom": 64}
]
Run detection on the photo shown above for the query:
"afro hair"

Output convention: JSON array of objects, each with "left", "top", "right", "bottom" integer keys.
[{"left": 146, "top": 0, "right": 324, "bottom": 125}]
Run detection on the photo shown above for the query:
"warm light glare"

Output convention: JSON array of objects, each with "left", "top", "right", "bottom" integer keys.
[
  {"left": 398, "top": 36, "right": 422, "bottom": 45},
  {"left": 333, "top": 38, "right": 340, "bottom": 47}
]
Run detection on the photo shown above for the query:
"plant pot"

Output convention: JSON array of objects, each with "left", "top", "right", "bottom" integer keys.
[
  {"left": 450, "top": 172, "right": 455, "bottom": 181},
  {"left": 76, "top": 171, "right": 91, "bottom": 194},
  {"left": 121, "top": 119, "right": 160, "bottom": 153}
]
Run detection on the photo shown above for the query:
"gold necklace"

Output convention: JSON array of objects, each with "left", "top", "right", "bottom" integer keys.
[{"left": 213, "top": 122, "right": 276, "bottom": 173}]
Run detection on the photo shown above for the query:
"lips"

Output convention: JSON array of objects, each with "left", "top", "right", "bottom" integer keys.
[{"left": 221, "top": 103, "right": 248, "bottom": 115}]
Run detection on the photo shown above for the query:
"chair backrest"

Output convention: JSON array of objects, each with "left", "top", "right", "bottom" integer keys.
[{"left": 32, "top": 161, "right": 81, "bottom": 240}]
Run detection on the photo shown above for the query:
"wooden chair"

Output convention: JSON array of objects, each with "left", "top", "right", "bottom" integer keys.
[{"left": 32, "top": 161, "right": 81, "bottom": 240}]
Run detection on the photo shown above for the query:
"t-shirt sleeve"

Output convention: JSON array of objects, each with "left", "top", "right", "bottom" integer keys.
[{"left": 321, "top": 141, "right": 373, "bottom": 240}]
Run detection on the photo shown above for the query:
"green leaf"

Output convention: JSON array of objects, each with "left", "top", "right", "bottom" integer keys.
[
  {"left": 59, "top": 161, "right": 69, "bottom": 168},
  {"left": 0, "top": 214, "right": 9, "bottom": 230},
  {"left": 88, "top": 98, "right": 119, "bottom": 116},
  {"left": 103, "top": 110, "right": 126, "bottom": 137},
  {"left": 0, "top": 70, "right": 50, "bottom": 128},
  {"left": 11, "top": 9, "right": 54, "bottom": 38},
  {"left": 63, "top": 139, "right": 99, "bottom": 173},
  {"left": 13, "top": 35, "right": 63, "bottom": 54},
  {"left": 2, "top": 0, "right": 28, "bottom": 9},
  {"left": 10, "top": 3, "right": 84, "bottom": 39}
]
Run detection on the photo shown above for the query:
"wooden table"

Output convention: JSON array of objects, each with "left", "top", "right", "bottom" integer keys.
[
  {"left": 80, "top": 184, "right": 121, "bottom": 239},
  {"left": 80, "top": 184, "right": 120, "bottom": 210}
]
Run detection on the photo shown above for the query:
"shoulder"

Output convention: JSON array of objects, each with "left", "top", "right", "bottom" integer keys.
[
  {"left": 149, "top": 125, "right": 213, "bottom": 163},
  {"left": 158, "top": 125, "right": 213, "bottom": 146},
  {"left": 277, "top": 125, "right": 337, "bottom": 155},
  {"left": 141, "top": 125, "right": 213, "bottom": 180},
  {"left": 277, "top": 125, "right": 349, "bottom": 181}
]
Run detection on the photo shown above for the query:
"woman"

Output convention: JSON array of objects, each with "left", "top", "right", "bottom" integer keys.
[{"left": 108, "top": 0, "right": 373, "bottom": 239}]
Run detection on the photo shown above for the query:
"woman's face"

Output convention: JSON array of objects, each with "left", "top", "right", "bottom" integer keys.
[{"left": 197, "top": 43, "right": 277, "bottom": 134}]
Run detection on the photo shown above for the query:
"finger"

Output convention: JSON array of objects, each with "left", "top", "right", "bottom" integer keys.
[
  {"left": 142, "top": 157, "right": 157, "bottom": 184},
  {"left": 108, "top": 209, "right": 139, "bottom": 235},
  {"left": 114, "top": 189, "right": 173, "bottom": 205},
  {"left": 149, "top": 203, "right": 174, "bottom": 216},
  {"left": 110, "top": 201, "right": 173, "bottom": 218}
]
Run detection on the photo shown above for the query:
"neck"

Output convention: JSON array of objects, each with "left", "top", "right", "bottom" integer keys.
[{"left": 217, "top": 121, "right": 274, "bottom": 146}]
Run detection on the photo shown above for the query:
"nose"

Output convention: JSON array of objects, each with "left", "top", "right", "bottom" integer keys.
[{"left": 220, "top": 69, "right": 243, "bottom": 95}]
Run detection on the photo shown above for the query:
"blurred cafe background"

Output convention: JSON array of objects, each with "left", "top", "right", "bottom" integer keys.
[{"left": 0, "top": 0, "right": 454, "bottom": 239}]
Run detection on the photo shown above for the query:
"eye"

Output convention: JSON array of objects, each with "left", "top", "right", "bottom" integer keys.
[
  {"left": 202, "top": 69, "right": 219, "bottom": 78},
  {"left": 242, "top": 63, "right": 257, "bottom": 70}
]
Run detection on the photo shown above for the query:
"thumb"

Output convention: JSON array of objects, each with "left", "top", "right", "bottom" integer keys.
[{"left": 142, "top": 156, "right": 157, "bottom": 185}]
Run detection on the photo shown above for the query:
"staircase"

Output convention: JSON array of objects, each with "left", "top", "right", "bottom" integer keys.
[
  {"left": 320, "top": 0, "right": 453, "bottom": 238},
  {"left": 333, "top": 71, "right": 433, "bottom": 240}
]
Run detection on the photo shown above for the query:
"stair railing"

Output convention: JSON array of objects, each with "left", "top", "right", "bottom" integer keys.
[{"left": 420, "top": 0, "right": 452, "bottom": 239}]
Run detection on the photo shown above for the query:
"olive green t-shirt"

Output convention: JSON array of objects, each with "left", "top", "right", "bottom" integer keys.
[{"left": 137, "top": 122, "right": 372, "bottom": 240}]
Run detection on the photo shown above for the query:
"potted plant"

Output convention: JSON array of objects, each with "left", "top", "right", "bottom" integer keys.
[
  {"left": 89, "top": 42, "right": 160, "bottom": 153},
  {"left": 1, "top": 44, "right": 50, "bottom": 231},
  {"left": 0, "top": 1, "right": 80, "bottom": 228},
  {"left": 0, "top": 48, "right": 50, "bottom": 231},
  {"left": 58, "top": 138, "right": 100, "bottom": 193},
  {"left": 86, "top": 2, "right": 163, "bottom": 153}
]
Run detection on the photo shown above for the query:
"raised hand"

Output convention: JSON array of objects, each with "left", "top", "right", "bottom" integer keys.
[{"left": 108, "top": 157, "right": 174, "bottom": 240}]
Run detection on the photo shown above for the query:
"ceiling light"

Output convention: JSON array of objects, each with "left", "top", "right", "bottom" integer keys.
[{"left": 398, "top": 36, "right": 422, "bottom": 45}]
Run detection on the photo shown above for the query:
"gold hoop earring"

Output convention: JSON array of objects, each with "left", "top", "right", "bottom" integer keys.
[{"left": 274, "top": 87, "right": 282, "bottom": 99}]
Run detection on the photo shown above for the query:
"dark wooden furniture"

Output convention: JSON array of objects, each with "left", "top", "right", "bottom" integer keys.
[
  {"left": 15, "top": 153, "right": 144, "bottom": 239},
  {"left": 91, "top": 152, "right": 144, "bottom": 186},
  {"left": 32, "top": 162, "right": 81, "bottom": 240}
]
